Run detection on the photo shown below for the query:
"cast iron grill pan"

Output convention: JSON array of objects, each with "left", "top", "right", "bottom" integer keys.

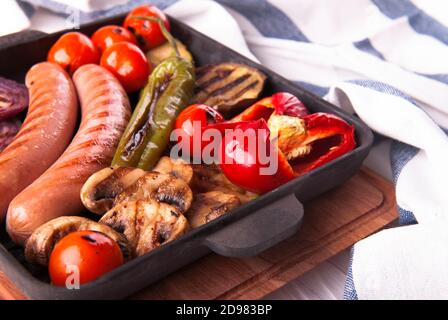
[{"left": 0, "top": 13, "right": 373, "bottom": 299}]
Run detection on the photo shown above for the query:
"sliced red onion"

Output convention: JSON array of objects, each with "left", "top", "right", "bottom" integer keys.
[
  {"left": 0, "top": 118, "right": 21, "bottom": 152},
  {"left": 0, "top": 77, "right": 28, "bottom": 121}
]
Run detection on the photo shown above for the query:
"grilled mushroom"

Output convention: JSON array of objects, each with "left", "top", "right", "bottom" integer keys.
[
  {"left": 153, "top": 156, "right": 194, "bottom": 185},
  {"left": 192, "top": 164, "right": 257, "bottom": 203},
  {"left": 186, "top": 191, "right": 241, "bottom": 228},
  {"left": 100, "top": 200, "right": 189, "bottom": 256},
  {"left": 81, "top": 166, "right": 147, "bottom": 215},
  {"left": 116, "top": 172, "right": 193, "bottom": 214},
  {"left": 25, "top": 216, "right": 132, "bottom": 266},
  {"left": 192, "top": 63, "right": 266, "bottom": 114}
]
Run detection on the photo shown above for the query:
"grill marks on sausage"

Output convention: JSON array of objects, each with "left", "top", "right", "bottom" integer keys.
[
  {"left": 52, "top": 156, "right": 107, "bottom": 172},
  {"left": 84, "top": 110, "right": 112, "bottom": 123},
  {"left": 29, "top": 91, "right": 54, "bottom": 108},
  {"left": 0, "top": 138, "right": 30, "bottom": 156},
  {"left": 0, "top": 86, "right": 54, "bottom": 163},
  {"left": 0, "top": 154, "right": 16, "bottom": 166},
  {"left": 81, "top": 123, "right": 108, "bottom": 136},
  {"left": 23, "top": 108, "right": 51, "bottom": 125},
  {"left": 7, "top": 86, "right": 57, "bottom": 143},
  {"left": 0, "top": 109, "right": 53, "bottom": 157},
  {"left": 42, "top": 66, "right": 131, "bottom": 188},
  {"left": 62, "top": 139, "right": 98, "bottom": 155},
  {"left": 12, "top": 122, "right": 43, "bottom": 141}
]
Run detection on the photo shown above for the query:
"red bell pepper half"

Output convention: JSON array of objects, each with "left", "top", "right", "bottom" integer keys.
[
  {"left": 289, "top": 112, "right": 356, "bottom": 174},
  {"left": 173, "top": 93, "right": 356, "bottom": 194},
  {"left": 221, "top": 93, "right": 356, "bottom": 194},
  {"left": 231, "top": 92, "right": 308, "bottom": 122}
]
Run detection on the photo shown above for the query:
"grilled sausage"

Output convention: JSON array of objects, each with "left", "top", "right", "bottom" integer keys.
[
  {"left": 7, "top": 65, "right": 131, "bottom": 245},
  {"left": 0, "top": 63, "right": 78, "bottom": 222}
]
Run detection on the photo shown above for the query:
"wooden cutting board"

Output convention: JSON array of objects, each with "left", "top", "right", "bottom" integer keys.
[{"left": 0, "top": 168, "right": 397, "bottom": 300}]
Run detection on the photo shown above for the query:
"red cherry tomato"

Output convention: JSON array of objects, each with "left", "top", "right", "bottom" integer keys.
[
  {"left": 48, "top": 32, "right": 100, "bottom": 75},
  {"left": 100, "top": 42, "right": 150, "bottom": 93},
  {"left": 91, "top": 25, "right": 138, "bottom": 53},
  {"left": 219, "top": 119, "right": 296, "bottom": 194},
  {"left": 174, "top": 104, "right": 224, "bottom": 160},
  {"left": 49, "top": 231, "right": 124, "bottom": 287},
  {"left": 123, "top": 4, "right": 170, "bottom": 51}
]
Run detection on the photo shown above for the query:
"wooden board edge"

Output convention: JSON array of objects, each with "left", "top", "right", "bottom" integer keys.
[
  {"left": 216, "top": 168, "right": 397, "bottom": 300},
  {"left": 0, "top": 271, "right": 28, "bottom": 300}
]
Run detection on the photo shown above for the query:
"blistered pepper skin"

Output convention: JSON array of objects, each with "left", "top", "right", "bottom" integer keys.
[
  {"left": 112, "top": 56, "right": 195, "bottom": 169},
  {"left": 225, "top": 93, "right": 356, "bottom": 188}
]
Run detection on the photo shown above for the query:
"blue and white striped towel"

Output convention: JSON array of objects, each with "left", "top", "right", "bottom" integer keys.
[{"left": 7, "top": 0, "right": 448, "bottom": 299}]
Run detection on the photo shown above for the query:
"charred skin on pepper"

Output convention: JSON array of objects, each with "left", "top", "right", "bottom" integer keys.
[
  {"left": 219, "top": 93, "right": 356, "bottom": 193},
  {"left": 112, "top": 15, "right": 196, "bottom": 170},
  {"left": 267, "top": 111, "right": 355, "bottom": 173},
  {"left": 112, "top": 56, "right": 195, "bottom": 170},
  {"left": 290, "top": 113, "right": 356, "bottom": 174},
  {"left": 231, "top": 92, "right": 308, "bottom": 123}
]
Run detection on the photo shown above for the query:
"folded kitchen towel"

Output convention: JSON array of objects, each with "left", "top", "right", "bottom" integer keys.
[
  {"left": 12, "top": 0, "right": 448, "bottom": 299},
  {"left": 41, "top": 0, "right": 129, "bottom": 12},
  {"left": 0, "top": 0, "right": 30, "bottom": 36}
]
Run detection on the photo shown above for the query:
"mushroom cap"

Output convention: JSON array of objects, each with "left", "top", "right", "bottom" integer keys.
[
  {"left": 25, "top": 216, "right": 132, "bottom": 266},
  {"left": 81, "top": 166, "right": 146, "bottom": 215}
]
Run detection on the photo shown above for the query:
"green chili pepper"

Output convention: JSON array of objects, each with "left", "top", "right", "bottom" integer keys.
[
  {"left": 112, "top": 16, "right": 195, "bottom": 170},
  {"left": 112, "top": 56, "right": 195, "bottom": 169}
]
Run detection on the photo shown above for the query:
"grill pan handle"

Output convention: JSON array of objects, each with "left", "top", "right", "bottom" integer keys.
[
  {"left": 0, "top": 30, "right": 48, "bottom": 50},
  {"left": 203, "top": 193, "right": 304, "bottom": 257}
]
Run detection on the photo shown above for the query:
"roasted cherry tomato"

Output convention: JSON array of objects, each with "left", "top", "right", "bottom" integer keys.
[
  {"left": 100, "top": 42, "right": 151, "bottom": 93},
  {"left": 219, "top": 119, "right": 296, "bottom": 194},
  {"left": 48, "top": 32, "right": 100, "bottom": 75},
  {"left": 49, "top": 231, "right": 123, "bottom": 287},
  {"left": 123, "top": 4, "right": 170, "bottom": 51},
  {"left": 174, "top": 104, "right": 224, "bottom": 160},
  {"left": 91, "top": 25, "right": 138, "bottom": 53}
]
